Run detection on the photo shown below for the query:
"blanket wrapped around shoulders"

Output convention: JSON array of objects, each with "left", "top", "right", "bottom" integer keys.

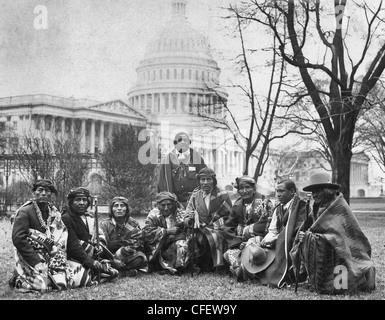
[
  {"left": 290, "top": 194, "right": 375, "bottom": 294},
  {"left": 184, "top": 187, "right": 232, "bottom": 268}
]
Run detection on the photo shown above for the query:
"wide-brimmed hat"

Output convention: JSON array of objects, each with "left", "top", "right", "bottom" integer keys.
[
  {"left": 303, "top": 172, "right": 341, "bottom": 192},
  {"left": 241, "top": 243, "right": 275, "bottom": 274}
]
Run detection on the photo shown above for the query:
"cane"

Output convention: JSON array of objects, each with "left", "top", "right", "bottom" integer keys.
[
  {"left": 294, "top": 194, "right": 311, "bottom": 293},
  {"left": 93, "top": 196, "right": 101, "bottom": 283},
  {"left": 191, "top": 217, "right": 195, "bottom": 277},
  {"left": 191, "top": 209, "right": 200, "bottom": 277}
]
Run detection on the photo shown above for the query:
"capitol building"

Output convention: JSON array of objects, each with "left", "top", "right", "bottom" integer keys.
[
  {"left": 0, "top": 0, "right": 378, "bottom": 199},
  {"left": 127, "top": 0, "right": 242, "bottom": 187},
  {"left": 0, "top": 0, "right": 244, "bottom": 197}
]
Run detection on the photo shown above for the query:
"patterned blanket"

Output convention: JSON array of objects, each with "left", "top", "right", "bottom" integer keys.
[
  {"left": 143, "top": 207, "right": 188, "bottom": 273},
  {"left": 290, "top": 194, "right": 375, "bottom": 294},
  {"left": 185, "top": 188, "right": 232, "bottom": 268}
]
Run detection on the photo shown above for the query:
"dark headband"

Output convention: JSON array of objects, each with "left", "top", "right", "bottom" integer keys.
[{"left": 32, "top": 179, "right": 58, "bottom": 195}]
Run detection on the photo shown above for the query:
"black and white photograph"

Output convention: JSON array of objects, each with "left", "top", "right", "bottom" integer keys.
[{"left": 0, "top": 0, "right": 384, "bottom": 307}]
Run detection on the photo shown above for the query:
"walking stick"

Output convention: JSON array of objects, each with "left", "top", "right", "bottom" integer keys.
[
  {"left": 190, "top": 195, "right": 199, "bottom": 277},
  {"left": 93, "top": 196, "right": 101, "bottom": 283},
  {"left": 191, "top": 216, "right": 195, "bottom": 277},
  {"left": 294, "top": 194, "right": 311, "bottom": 293}
]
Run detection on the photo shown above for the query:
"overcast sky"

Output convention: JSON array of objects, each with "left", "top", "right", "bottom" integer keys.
[
  {"left": 1, "top": 0, "right": 384, "bottom": 179},
  {"left": 0, "top": 0, "right": 236, "bottom": 102}
]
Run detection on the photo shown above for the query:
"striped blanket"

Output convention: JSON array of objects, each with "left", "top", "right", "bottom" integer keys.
[
  {"left": 290, "top": 194, "right": 375, "bottom": 294},
  {"left": 185, "top": 188, "right": 232, "bottom": 268}
]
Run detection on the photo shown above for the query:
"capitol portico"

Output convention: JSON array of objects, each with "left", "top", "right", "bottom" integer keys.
[{"left": 0, "top": 94, "right": 150, "bottom": 154}]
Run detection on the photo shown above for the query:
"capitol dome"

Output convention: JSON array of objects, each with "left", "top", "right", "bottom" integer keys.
[
  {"left": 127, "top": 0, "right": 227, "bottom": 118},
  {"left": 126, "top": 0, "right": 242, "bottom": 189}
]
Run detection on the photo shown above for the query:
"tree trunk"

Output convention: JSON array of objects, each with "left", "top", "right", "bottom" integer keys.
[
  {"left": 331, "top": 142, "right": 352, "bottom": 204},
  {"left": 243, "top": 150, "right": 251, "bottom": 176}
]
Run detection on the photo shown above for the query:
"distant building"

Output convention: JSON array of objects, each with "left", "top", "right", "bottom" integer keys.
[
  {"left": 260, "top": 150, "right": 372, "bottom": 198},
  {"left": 0, "top": 94, "right": 152, "bottom": 199}
]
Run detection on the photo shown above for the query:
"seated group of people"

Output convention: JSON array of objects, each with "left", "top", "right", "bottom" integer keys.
[{"left": 9, "top": 167, "right": 376, "bottom": 295}]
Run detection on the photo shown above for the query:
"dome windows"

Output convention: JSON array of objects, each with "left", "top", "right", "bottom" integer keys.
[{"left": 137, "top": 66, "right": 218, "bottom": 84}]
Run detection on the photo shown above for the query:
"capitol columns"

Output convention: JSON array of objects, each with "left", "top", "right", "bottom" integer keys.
[
  {"left": 167, "top": 92, "right": 172, "bottom": 112},
  {"left": 177, "top": 92, "right": 181, "bottom": 112},
  {"left": 239, "top": 152, "right": 244, "bottom": 175},
  {"left": 148, "top": 94, "right": 154, "bottom": 114},
  {"left": 160, "top": 93, "right": 165, "bottom": 113},
  {"left": 195, "top": 93, "right": 199, "bottom": 114},
  {"left": 61, "top": 117, "right": 65, "bottom": 136},
  {"left": 209, "top": 95, "right": 213, "bottom": 114},
  {"left": 71, "top": 119, "right": 76, "bottom": 136},
  {"left": 26, "top": 114, "right": 33, "bottom": 132},
  {"left": 40, "top": 115, "right": 45, "bottom": 131},
  {"left": 90, "top": 120, "right": 95, "bottom": 154},
  {"left": 80, "top": 119, "right": 86, "bottom": 153},
  {"left": 99, "top": 121, "right": 105, "bottom": 153},
  {"left": 107, "top": 122, "right": 114, "bottom": 141},
  {"left": 185, "top": 92, "right": 191, "bottom": 113},
  {"left": 49, "top": 116, "right": 54, "bottom": 133}
]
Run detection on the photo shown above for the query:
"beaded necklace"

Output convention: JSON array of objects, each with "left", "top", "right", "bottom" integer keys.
[{"left": 33, "top": 201, "right": 54, "bottom": 238}]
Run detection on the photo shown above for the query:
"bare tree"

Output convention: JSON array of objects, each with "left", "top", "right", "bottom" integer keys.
[
  {"left": 12, "top": 128, "right": 89, "bottom": 208},
  {"left": 194, "top": 6, "right": 312, "bottom": 184},
  {"left": 232, "top": 0, "right": 385, "bottom": 202},
  {"left": 13, "top": 131, "right": 55, "bottom": 182},
  {"left": 356, "top": 87, "right": 385, "bottom": 173},
  {"left": 51, "top": 132, "right": 90, "bottom": 208}
]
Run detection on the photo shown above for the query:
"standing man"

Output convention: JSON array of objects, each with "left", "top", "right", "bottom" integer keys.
[
  {"left": 184, "top": 167, "right": 232, "bottom": 273},
  {"left": 157, "top": 131, "right": 206, "bottom": 207},
  {"left": 10, "top": 179, "right": 73, "bottom": 292},
  {"left": 62, "top": 187, "right": 119, "bottom": 286}
]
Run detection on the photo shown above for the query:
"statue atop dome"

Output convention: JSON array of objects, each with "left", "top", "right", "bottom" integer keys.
[
  {"left": 172, "top": 0, "right": 187, "bottom": 18},
  {"left": 142, "top": 0, "right": 212, "bottom": 57}
]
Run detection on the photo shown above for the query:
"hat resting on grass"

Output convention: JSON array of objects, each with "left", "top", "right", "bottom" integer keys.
[{"left": 241, "top": 242, "right": 275, "bottom": 274}]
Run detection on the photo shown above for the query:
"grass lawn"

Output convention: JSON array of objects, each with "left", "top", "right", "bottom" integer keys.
[{"left": 1, "top": 208, "right": 384, "bottom": 301}]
